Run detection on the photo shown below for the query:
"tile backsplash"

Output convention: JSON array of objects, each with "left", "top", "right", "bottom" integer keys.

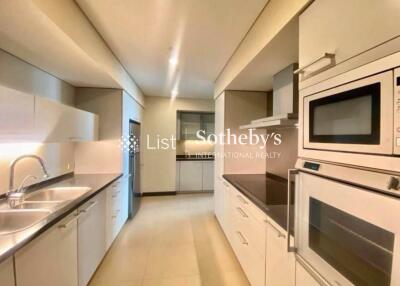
[{"left": 176, "top": 140, "right": 215, "bottom": 155}]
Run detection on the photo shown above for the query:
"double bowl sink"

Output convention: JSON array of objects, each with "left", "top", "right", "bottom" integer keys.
[{"left": 0, "top": 187, "right": 92, "bottom": 235}]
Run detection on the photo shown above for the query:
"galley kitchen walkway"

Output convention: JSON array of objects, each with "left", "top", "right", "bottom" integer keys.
[{"left": 89, "top": 193, "right": 249, "bottom": 286}]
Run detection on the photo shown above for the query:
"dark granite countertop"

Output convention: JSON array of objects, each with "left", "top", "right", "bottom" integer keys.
[
  {"left": 223, "top": 173, "right": 294, "bottom": 234},
  {"left": 0, "top": 173, "right": 122, "bottom": 263},
  {"left": 176, "top": 154, "right": 214, "bottom": 161}
]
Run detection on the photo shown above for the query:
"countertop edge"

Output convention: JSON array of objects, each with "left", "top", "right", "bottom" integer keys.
[
  {"left": 222, "top": 174, "right": 292, "bottom": 234},
  {"left": 0, "top": 173, "right": 123, "bottom": 263},
  {"left": 222, "top": 174, "right": 271, "bottom": 214}
]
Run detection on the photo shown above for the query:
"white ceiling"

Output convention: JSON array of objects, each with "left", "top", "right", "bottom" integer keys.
[{"left": 76, "top": 0, "right": 268, "bottom": 98}]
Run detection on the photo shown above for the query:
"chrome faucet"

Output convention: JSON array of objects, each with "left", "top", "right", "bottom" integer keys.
[
  {"left": 9, "top": 155, "right": 49, "bottom": 192},
  {"left": 7, "top": 155, "right": 49, "bottom": 208}
]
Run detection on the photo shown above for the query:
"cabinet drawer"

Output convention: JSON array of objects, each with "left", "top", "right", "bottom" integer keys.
[
  {"left": 230, "top": 202, "right": 266, "bottom": 256},
  {"left": 299, "top": 0, "right": 400, "bottom": 79},
  {"left": 231, "top": 226, "right": 265, "bottom": 286}
]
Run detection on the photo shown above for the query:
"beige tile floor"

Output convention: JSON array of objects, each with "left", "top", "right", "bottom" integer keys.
[{"left": 89, "top": 194, "right": 249, "bottom": 286}]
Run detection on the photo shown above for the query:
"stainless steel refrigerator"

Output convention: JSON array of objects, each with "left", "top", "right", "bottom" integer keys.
[{"left": 128, "top": 120, "right": 141, "bottom": 219}]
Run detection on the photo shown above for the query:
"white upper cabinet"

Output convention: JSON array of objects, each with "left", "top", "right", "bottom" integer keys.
[
  {"left": 0, "top": 257, "right": 15, "bottom": 286},
  {"left": 0, "top": 85, "right": 35, "bottom": 142},
  {"left": 299, "top": 0, "right": 400, "bottom": 79},
  {"left": 35, "top": 96, "right": 99, "bottom": 143}
]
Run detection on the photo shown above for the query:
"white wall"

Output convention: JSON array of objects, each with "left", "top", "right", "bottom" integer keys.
[
  {"left": 141, "top": 96, "right": 214, "bottom": 193},
  {"left": 74, "top": 88, "right": 144, "bottom": 176},
  {"left": 223, "top": 91, "right": 268, "bottom": 174},
  {"left": 0, "top": 49, "right": 75, "bottom": 194}
]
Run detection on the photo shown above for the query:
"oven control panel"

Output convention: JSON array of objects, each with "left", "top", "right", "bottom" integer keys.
[{"left": 394, "top": 68, "right": 400, "bottom": 154}]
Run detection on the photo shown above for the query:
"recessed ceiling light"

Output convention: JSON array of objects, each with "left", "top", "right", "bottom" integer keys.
[
  {"left": 169, "top": 56, "right": 178, "bottom": 66},
  {"left": 171, "top": 89, "right": 178, "bottom": 97}
]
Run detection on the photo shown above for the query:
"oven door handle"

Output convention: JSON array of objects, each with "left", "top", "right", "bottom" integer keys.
[{"left": 287, "top": 168, "right": 299, "bottom": 253}]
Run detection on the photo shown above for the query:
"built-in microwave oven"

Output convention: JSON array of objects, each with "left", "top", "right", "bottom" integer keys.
[{"left": 303, "top": 68, "right": 400, "bottom": 155}]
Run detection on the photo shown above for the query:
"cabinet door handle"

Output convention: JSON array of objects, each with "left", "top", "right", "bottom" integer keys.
[
  {"left": 236, "top": 231, "right": 248, "bottom": 245},
  {"left": 294, "top": 53, "right": 335, "bottom": 75},
  {"left": 265, "top": 219, "right": 286, "bottom": 239},
  {"left": 236, "top": 195, "right": 248, "bottom": 204},
  {"left": 236, "top": 207, "right": 248, "bottom": 218},
  {"left": 287, "top": 169, "right": 299, "bottom": 252},
  {"left": 80, "top": 201, "right": 97, "bottom": 214},
  {"left": 112, "top": 191, "right": 121, "bottom": 198},
  {"left": 112, "top": 209, "right": 121, "bottom": 219},
  {"left": 68, "top": 136, "right": 83, "bottom": 142},
  {"left": 58, "top": 212, "right": 82, "bottom": 229}
]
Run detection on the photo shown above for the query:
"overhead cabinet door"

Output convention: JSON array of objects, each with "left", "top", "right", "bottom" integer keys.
[
  {"left": 299, "top": 0, "right": 400, "bottom": 78},
  {"left": 35, "top": 96, "right": 98, "bottom": 142},
  {"left": 0, "top": 85, "right": 35, "bottom": 142}
]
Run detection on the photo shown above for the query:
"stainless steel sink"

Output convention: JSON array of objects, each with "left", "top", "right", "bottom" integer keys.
[
  {"left": 0, "top": 209, "right": 51, "bottom": 235},
  {"left": 14, "top": 202, "right": 61, "bottom": 210},
  {"left": 25, "top": 187, "right": 92, "bottom": 202}
]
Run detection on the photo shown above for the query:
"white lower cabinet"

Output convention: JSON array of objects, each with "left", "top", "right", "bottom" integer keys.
[
  {"left": 202, "top": 161, "right": 214, "bottom": 191},
  {"left": 228, "top": 185, "right": 266, "bottom": 286},
  {"left": 179, "top": 161, "right": 203, "bottom": 191},
  {"left": 265, "top": 219, "right": 295, "bottom": 286},
  {"left": 0, "top": 257, "right": 15, "bottom": 286},
  {"left": 15, "top": 211, "right": 79, "bottom": 286},
  {"left": 295, "top": 261, "right": 320, "bottom": 286},
  {"left": 78, "top": 192, "right": 107, "bottom": 286},
  {"left": 216, "top": 180, "right": 299, "bottom": 286},
  {"left": 177, "top": 160, "right": 215, "bottom": 192},
  {"left": 105, "top": 178, "right": 126, "bottom": 248}
]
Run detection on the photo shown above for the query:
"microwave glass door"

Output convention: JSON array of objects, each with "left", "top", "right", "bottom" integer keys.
[
  {"left": 309, "top": 83, "right": 381, "bottom": 144},
  {"left": 297, "top": 173, "right": 400, "bottom": 286},
  {"left": 302, "top": 70, "right": 393, "bottom": 155}
]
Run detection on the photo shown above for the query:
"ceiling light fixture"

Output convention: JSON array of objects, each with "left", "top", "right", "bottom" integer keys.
[
  {"left": 171, "top": 89, "right": 178, "bottom": 97},
  {"left": 169, "top": 56, "right": 178, "bottom": 66}
]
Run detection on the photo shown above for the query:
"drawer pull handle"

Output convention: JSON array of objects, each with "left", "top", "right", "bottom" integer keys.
[
  {"left": 236, "top": 195, "right": 248, "bottom": 204},
  {"left": 112, "top": 191, "right": 121, "bottom": 198},
  {"left": 80, "top": 201, "right": 97, "bottom": 214},
  {"left": 59, "top": 212, "right": 82, "bottom": 229},
  {"left": 265, "top": 219, "right": 286, "bottom": 239},
  {"left": 294, "top": 52, "right": 335, "bottom": 75},
  {"left": 236, "top": 207, "right": 248, "bottom": 218},
  {"left": 236, "top": 231, "right": 248, "bottom": 245}
]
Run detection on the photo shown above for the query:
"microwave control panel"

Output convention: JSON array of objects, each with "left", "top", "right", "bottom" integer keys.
[{"left": 395, "top": 68, "right": 400, "bottom": 154}]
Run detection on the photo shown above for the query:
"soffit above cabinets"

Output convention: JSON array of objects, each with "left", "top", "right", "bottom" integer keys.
[
  {"left": 75, "top": 0, "right": 269, "bottom": 98},
  {"left": 226, "top": 17, "right": 299, "bottom": 92},
  {"left": 0, "top": 1, "right": 118, "bottom": 88}
]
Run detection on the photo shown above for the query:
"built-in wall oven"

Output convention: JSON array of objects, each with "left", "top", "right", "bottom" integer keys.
[
  {"left": 292, "top": 159, "right": 400, "bottom": 286},
  {"left": 303, "top": 68, "right": 400, "bottom": 155}
]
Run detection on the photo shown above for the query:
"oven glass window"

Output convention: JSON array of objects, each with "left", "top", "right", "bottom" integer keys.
[
  {"left": 309, "top": 198, "right": 394, "bottom": 286},
  {"left": 309, "top": 83, "right": 381, "bottom": 144}
]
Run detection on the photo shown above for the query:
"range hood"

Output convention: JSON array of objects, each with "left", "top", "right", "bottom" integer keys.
[{"left": 240, "top": 64, "right": 299, "bottom": 130}]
